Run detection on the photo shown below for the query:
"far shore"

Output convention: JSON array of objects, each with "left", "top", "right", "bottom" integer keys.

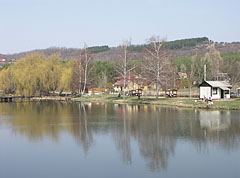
[
  {"left": 72, "top": 95, "right": 240, "bottom": 110},
  {"left": 2, "top": 94, "right": 239, "bottom": 110}
]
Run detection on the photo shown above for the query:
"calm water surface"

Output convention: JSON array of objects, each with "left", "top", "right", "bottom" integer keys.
[{"left": 0, "top": 102, "right": 240, "bottom": 178}]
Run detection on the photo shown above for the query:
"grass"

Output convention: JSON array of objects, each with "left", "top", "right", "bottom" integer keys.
[
  {"left": 72, "top": 94, "right": 240, "bottom": 110},
  {"left": 211, "top": 98, "right": 240, "bottom": 110}
]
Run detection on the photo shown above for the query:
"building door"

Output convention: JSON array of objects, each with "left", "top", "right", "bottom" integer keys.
[{"left": 221, "top": 89, "right": 224, "bottom": 98}]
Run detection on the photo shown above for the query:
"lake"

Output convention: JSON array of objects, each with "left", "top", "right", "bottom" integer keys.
[{"left": 0, "top": 102, "right": 240, "bottom": 178}]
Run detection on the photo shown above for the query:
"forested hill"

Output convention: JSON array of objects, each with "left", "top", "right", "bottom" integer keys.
[{"left": 1, "top": 37, "right": 240, "bottom": 61}]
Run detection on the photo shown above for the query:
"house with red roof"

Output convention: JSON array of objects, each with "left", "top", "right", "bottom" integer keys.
[
  {"left": 0, "top": 58, "right": 6, "bottom": 62},
  {"left": 113, "top": 75, "right": 155, "bottom": 95}
]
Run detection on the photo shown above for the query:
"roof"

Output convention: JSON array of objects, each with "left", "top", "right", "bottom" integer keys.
[
  {"left": 220, "top": 86, "right": 230, "bottom": 90},
  {"left": 200, "top": 81, "right": 232, "bottom": 88},
  {"left": 114, "top": 75, "right": 137, "bottom": 80},
  {"left": 114, "top": 80, "right": 130, "bottom": 87}
]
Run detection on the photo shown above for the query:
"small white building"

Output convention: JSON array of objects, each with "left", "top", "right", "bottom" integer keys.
[{"left": 199, "top": 81, "right": 232, "bottom": 100}]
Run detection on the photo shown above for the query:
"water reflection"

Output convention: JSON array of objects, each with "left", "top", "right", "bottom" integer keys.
[
  {"left": 112, "top": 105, "right": 132, "bottom": 165},
  {"left": 134, "top": 106, "right": 176, "bottom": 171},
  {"left": 199, "top": 111, "right": 231, "bottom": 131},
  {"left": 1, "top": 102, "right": 240, "bottom": 171},
  {"left": 70, "top": 103, "right": 93, "bottom": 153},
  {"left": 198, "top": 110, "right": 240, "bottom": 152}
]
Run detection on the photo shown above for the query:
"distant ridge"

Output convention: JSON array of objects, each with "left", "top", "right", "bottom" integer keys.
[{"left": 1, "top": 37, "right": 240, "bottom": 61}]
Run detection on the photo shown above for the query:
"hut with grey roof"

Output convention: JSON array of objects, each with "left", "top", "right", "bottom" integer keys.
[{"left": 199, "top": 81, "right": 232, "bottom": 100}]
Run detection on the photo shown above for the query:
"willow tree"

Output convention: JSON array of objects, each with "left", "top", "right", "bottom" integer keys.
[
  {"left": 0, "top": 68, "right": 14, "bottom": 95},
  {"left": 143, "top": 36, "right": 170, "bottom": 99},
  {"left": 58, "top": 61, "right": 74, "bottom": 93},
  {"left": 38, "top": 54, "right": 61, "bottom": 95},
  {"left": 8, "top": 53, "right": 61, "bottom": 96},
  {"left": 10, "top": 53, "right": 43, "bottom": 96}
]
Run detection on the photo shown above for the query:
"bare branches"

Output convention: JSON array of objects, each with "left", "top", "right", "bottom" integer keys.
[
  {"left": 143, "top": 36, "right": 171, "bottom": 99},
  {"left": 114, "top": 39, "right": 136, "bottom": 98},
  {"left": 72, "top": 43, "right": 93, "bottom": 95}
]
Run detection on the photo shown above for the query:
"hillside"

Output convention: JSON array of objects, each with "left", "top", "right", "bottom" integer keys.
[{"left": 1, "top": 37, "right": 240, "bottom": 61}]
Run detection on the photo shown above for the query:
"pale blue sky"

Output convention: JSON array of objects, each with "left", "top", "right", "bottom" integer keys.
[{"left": 0, "top": 0, "right": 239, "bottom": 54}]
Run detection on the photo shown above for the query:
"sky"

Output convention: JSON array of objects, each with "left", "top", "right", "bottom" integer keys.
[{"left": 0, "top": 0, "right": 239, "bottom": 54}]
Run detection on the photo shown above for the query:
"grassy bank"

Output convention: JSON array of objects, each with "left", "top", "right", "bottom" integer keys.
[{"left": 72, "top": 95, "right": 240, "bottom": 110}]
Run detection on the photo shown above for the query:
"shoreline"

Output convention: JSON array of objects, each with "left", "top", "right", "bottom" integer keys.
[
  {"left": 71, "top": 95, "right": 240, "bottom": 111},
  {"left": 2, "top": 95, "right": 239, "bottom": 110}
]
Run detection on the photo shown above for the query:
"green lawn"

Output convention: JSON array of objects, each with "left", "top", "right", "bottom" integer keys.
[{"left": 72, "top": 95, "right": 240, "bottom": 110}]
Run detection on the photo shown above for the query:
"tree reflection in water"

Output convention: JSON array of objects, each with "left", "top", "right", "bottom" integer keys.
[
  {"left": 112, "top": 104, "right": 132, "bottom": 165},
  {"left": 69, "top": 103, "right": 93, "bottom": 153},
  {"left": 1, "top": 102, "right": 240, "bottom": 171},
  {"left": 112, "top": 105, "right": 177, "bottom": 171},
  {"left": 135, "top": 106, "right": 176, "bottom": 171}
]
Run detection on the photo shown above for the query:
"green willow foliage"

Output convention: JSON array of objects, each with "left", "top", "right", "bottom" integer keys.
[
  {"left": 0, "top": 54, "right": 118, "bottom": 96},
  {"left": 0, "top": 53, "right": 75, "bottom": 96},
  {"left": 8, "top": 53, "right": 62, "bottom": 96}
]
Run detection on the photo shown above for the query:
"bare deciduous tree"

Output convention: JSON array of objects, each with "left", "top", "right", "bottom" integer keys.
[
  {"left": 202, "top": 44, "right": 223, "bottom": 80},
  {"left": 188, "top": 55, "right": 197, "bottom": 98},
  {"left": 223, "top": 60, "right": 240, "bottom": 88},
  {"left": 72, "top": 43, "right": 93, "bottom": 95},
  {"left": 114, "top": 40, "right": 135, "bottom": 98},
  {"left": 143, "top": 36, "right": 170, "bottom": 99},
  {"left": 82, "top": 45, "right": 93, "bottom": 94}
]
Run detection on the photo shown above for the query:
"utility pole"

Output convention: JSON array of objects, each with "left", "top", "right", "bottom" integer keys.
[{"left": 204, "top": 64, "right": 206, "bottom": 81}]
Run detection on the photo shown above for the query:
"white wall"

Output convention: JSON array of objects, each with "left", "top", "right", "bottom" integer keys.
[
  {"left": 200, "top": 86, "right": 211, "bottom": 99},
  {"left": 212, "top": 88, "right": 221, "bottom": 100},
  {"left": 200, "top": 86, "right": 231, "bottom": 100},
  {"left": 212, "top": 88, "right": 230, "bottom": 99},
  {"left": 225, "top": 93, "right": 230, "bottom": 99},
  {"left": 225, "top": 91, "right": 230, "bottom": 99}
]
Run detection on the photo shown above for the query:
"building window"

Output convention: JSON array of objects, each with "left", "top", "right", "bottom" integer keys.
[
  {"left": 225, "top": 90, "right": 229, "bottom": 94},
  {"left": 213, "top": 87, "right": 217, "bottom": 95}
]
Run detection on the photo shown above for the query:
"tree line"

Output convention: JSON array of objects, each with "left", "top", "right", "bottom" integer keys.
[
  {"left": 130, "top": 37, "right": 209, "bottom": 52},
  {"left": 1, "top": 36, "right": 240, "bottom": 98}
]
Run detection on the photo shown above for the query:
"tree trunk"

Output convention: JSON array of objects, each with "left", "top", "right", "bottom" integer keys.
[
  {"left": 123, "top": 75, "right": 126, "bottom": 99},
  {"left": 82, "top": 52, "right": 89, "bottom": 96},
  {"left": 189, "top": 84, "right": 192, "bottom": 98},
  {"left": 78, "top": 60, "right": 82, "bottom": 96},
  {"left": 123, "top": 48, "right": 127, "bottom": 99},
  {"left": 156, "top": 62, "right": 160, "bottom": 99},
  {"left": 82, "top": 61, "right": 88, "bottom": 95}
]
